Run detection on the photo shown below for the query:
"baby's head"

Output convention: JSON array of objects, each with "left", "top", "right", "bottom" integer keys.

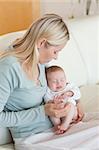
[{"left": 46, "top": 66, "right": 67, "bottom": 92}]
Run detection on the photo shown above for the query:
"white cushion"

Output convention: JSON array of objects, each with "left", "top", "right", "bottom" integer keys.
[
  {"left": 0, "top": 128, "right": 13, "bottom": 145},
  {"left": 80, "top": 84, "right": 99, "bottom": 112},
  {"left": 0, "top": 143, "right": 14, "bottom": 150},
  {"left": 48, "top": 16, "right": 99, "bottom": 86},
  {"left": 47, "top": 31, "right": 87, "bottom": 87},
  {"left": 67, "top": 15, "right": 99, "bottom": 84},
  {"left": 0, "top": 30, "right": 26, "bottom": 50}
]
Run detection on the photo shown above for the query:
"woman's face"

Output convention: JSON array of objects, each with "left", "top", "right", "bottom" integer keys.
[{"left": 37, "top": 39, "right": 65, "bottom": 64}]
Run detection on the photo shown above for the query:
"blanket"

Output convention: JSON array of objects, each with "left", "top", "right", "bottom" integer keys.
[{"left": 0, "top": 112, "right": 99, "bottom": 150}]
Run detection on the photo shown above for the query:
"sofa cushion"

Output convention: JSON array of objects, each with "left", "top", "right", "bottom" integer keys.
[
  {"left": 80, "top": 84, "right": 99, "bottom": 112},
  {"left": 0, "top": 143, "right": 14, "bottom": 150},
  {"left": 67, "top": 16, "right": 99, "bottom": 84},
  {"left": 47, "top": 30, "right": 87, "bottom": 87},
  {"left": 0, "top": 30, "right": 26, "bottom": 50},
  {"left": 0, "top": 128, "right": 13, "bottom": 145}
]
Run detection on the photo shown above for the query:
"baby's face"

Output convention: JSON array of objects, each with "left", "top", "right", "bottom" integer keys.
[{"left": 47, "top": 70, "right": 67, "bottom": 92}]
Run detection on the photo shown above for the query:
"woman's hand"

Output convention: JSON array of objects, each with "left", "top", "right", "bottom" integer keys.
[
  {"left": 76, "top": 101, "right": 84, "bottom": 122},
  {"left": 44, "top": 101, "right": 71, "bottom": 118}
]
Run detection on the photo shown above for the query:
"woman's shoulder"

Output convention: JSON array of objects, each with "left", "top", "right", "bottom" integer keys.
[
  {"left": 0, "top": 55, "right": 17, "bottom": 65},
  {"left": 0, "top": 55, "right": 21, "bottom": 77},
  {"left": 0, "top": 55, "right": 24, "bottom": 88}
]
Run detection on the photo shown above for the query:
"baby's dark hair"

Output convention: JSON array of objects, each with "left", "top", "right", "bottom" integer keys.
[{"left": 45, "top": 65, "right": 64, "bottom": 78}]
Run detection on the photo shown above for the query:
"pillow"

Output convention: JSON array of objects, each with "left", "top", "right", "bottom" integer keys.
[
  {"left": 80, "top": 84, "right": 99, "bottom": 112},
  {"left": 0, "top": 128, "right": 13, "bottom": 145},
  {"left": 0, "top": 143, "right": 14, "bottom": 149},
  {"left": 0, "top": 30, "right": 26, "bottom": 50},
  {"left": 69, "top": 16, "right": 99, "bottom": 84}
]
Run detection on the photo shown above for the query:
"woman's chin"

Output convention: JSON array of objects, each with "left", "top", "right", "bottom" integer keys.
[{"left": 39, "top": 59, "right": 52, "bottom": 64}]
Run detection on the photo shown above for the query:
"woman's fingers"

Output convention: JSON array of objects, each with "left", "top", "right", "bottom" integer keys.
[
  {"left": 53, "top": 103, "right": 71, "bottom": 118},
  {"left": 75, "top": 101, "right": 84, "bottom": 123},
  {"left": 44, "top": 103, "right": 55, "bottom": 116},
  {"left": 55, "top": 102, "right": 65, "bottom": 109},
  {"left": 77, "top": 113, "right": 84, "bottom": 122},
  {"left": 54, "top": 106, "right": 70, "bottom": 118},
  {"left": 55, "top": 103, "right": 72, "bottom": 118},
  {"left": 44, "top": 102, "right": 71, "bottom": 118},
  {"left": 76, "top": 112, "right": 84, "bottom": 122},
  {"left": 54, "top": 95, "right": 64, "bottom": 102}
]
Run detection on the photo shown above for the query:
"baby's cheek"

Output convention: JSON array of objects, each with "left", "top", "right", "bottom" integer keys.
[{"left": 53, "top": 84, "right": 57, "bottom": 91}]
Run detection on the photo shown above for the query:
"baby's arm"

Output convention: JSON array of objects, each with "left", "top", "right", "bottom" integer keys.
[
  {"left": 67, "top": 83, "right": 81, "bottom": 100},
  {"left": 59, "top": 90, "right": 74, "bottom": 101},
  {"left": 64, "top": 90, "right": 74, "bottom": 97},
  {"left": 60, "top": 83, "right": 81, "bottom": 105}
]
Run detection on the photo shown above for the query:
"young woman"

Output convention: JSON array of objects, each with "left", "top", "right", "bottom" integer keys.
[{"left": 0, "top": 14, "right": 84, "bottom": 149}]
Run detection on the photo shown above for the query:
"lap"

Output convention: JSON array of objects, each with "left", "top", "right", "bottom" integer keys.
[{"left": 14, "top": 131, "right": 54, "bottom": 150}]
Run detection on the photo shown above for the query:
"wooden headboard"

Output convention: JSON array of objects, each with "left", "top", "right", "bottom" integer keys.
[{"left": 0, "top": 0, "right": 40, "bottom": 35}]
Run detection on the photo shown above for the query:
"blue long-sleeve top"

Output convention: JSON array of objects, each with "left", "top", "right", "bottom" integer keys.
[{"left": 0, "top": 55, "right": 52, "bottom": 138}]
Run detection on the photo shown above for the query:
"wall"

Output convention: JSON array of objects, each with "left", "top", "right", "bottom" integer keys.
[
  {"left": 0, "top": 0, "right": 40, "bottom": 35},
  {"left": 40, "top": 0, "right": 99, "bottom": 19}
]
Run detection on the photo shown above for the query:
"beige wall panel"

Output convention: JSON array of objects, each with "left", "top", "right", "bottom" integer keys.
[{"left": 0, "top": 0, "right": 40, "bottom": 35}]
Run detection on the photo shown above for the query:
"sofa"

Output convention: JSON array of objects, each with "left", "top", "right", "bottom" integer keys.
[{"left": 0, "top": 15, "right": 99, "bottom": 150}]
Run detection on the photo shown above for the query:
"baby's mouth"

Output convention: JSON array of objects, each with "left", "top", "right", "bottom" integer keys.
[{"left": 56, "top": 86, "right": 62, "bottom": 90}]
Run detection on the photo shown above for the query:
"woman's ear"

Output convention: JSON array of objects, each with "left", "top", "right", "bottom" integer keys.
[{"left": 37, "top": 38, "right": 46, "bottom": 49}]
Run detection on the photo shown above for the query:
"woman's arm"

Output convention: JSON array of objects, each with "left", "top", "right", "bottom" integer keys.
[
  {"left": 0, "top": 63, "right": 46, "bottom": 127},
  {"left": 0, "top": 105, "right": 46, "bottom": 127},
  {"left": 44, "top": 101, "right": 70, "bottom": 118},
  {"left": 0, "top": 101, "right": 71, "bottom": 127},
  {"left": 0, "top": 63, "right": 69, "bottom": 127}
]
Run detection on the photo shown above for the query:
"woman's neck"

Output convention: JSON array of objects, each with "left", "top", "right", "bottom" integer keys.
[{"left": 21, "top": 62, "right": 40, "bottom": 84}]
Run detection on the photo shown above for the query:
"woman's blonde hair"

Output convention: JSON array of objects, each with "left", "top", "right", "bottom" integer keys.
[{"left": 0, "top": 14, "right": 69, "bottom": 78}]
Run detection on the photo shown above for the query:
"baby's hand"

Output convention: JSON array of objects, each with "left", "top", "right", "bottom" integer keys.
[
  {"left": 61, "top": 91, "right": 74, "bottom": 99},
  {"left": 66, "top": 91, "right": 74, "bottom": 97}
]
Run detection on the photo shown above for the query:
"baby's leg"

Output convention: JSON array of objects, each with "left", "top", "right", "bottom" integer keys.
[
  {"left": 57, "top": 103, "right": 76, "bottom": 134},
  {"left": 50, "top": 117, "right": 61, "bottom": 125},
  {"left": 72, "top": 106, "right": 78, "bottom": 121},
  {"left": 50, "top": 117, "right": 61, "bottom": 131}
]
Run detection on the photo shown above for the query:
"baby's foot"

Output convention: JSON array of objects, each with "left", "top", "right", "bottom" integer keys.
[{"left": 55, "top": 124, "right": 70, "bottom": 134}]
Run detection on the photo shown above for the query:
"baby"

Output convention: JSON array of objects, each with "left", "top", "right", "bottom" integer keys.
[{"left": 44, "top": 66, "right": 81, "bottom": 134}]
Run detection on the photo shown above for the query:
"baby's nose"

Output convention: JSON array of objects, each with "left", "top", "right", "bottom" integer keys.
[{"left": 57, "top": 81, "right": 61, "bottom": 85}]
